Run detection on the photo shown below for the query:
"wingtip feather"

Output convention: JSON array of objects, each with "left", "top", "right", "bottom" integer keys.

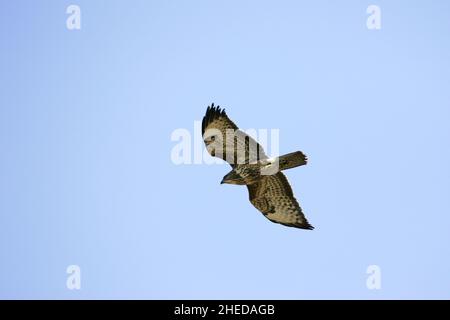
[{"left": 202, "top": 103, "right": 227, "bottom": 135}]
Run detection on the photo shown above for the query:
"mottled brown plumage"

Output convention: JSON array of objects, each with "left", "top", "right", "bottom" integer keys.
[{"left": 202, "top": 103, "right": 313, "bottom": 230}]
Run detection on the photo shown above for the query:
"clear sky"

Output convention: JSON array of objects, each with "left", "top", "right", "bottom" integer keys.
[{"left": 1, "top": 0, "right": 449, "bottom": 299}]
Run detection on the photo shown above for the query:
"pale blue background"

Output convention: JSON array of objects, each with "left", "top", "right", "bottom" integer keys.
[{"left": 1, "top": 0, "right": 449, "bottom": 299}]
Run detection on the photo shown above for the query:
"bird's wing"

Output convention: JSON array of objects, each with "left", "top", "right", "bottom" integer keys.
[
  {"left": 202, "top": 104, "right": 267, "bottom": 167},
  {"left": 247, "top": 172, "right": 313, "bottom": 229}
]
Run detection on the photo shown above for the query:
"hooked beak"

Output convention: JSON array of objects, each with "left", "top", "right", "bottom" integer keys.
[{"left": 221, "top": 171, "right": 240, "bottom": 185}]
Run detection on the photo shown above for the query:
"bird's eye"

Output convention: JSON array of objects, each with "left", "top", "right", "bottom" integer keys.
[{"left": 211, "top": 135, "right": 216, "bottom": 141}]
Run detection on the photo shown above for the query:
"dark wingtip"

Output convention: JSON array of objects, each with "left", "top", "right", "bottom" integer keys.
[
  {"left": 296, "top": 224, "right": 314, "bottom": 230},
  {"left": 202, "top": 103, "right": 227, "bottom": 135},
  {"left": 280, "top": 221, "right": 314, "bottom": 230},
  {"left": 276, "top": 220, "right": 315, "bottom": 230},
  {"left": 300, "top": 220, "right": 315, "bottom": 230}
]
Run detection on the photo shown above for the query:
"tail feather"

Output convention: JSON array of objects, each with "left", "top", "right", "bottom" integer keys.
[
  {"left": 259, "top": 151, "right": 307, "bottom": 176},
  {"left": 277, "top": 151, "right": 308, "bottom": 171}
]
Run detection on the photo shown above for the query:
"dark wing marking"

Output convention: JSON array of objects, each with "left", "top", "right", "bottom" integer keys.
[
  {"left": 201, "top": 103, "right": 237, "bottom": 136},
  {"left": 202, "top": 103, "right": 267, "bottom": 166},
  {"left": 247, "top": 172, "right": 313, "bottom": 230}
]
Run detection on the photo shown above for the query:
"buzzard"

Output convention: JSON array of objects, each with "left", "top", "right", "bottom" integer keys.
[{"left": 202, "top": 103, "right": 313, "bottom": 230}]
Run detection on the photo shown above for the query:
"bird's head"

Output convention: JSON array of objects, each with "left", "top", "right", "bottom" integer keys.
[{"left": 221, "top": 170, "right": 246, "bottom": 185}]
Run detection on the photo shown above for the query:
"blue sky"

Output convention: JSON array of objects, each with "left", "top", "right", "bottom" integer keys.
[{"left": 0, "top": 0, "right": 449, "bottom": 299}]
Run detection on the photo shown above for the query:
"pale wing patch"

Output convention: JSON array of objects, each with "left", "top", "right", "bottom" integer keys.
[{"left": 202, "top": 104, "right": 267, "bottom": 166}]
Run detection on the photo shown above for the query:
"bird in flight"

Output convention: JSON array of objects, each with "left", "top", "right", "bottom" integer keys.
[{"left": 202, "top": 103, "right": 314, "bottom": 230}]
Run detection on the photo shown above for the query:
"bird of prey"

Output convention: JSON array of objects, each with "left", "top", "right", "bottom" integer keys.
[{"left": 202, "top": 103, "right": 313, "bottom": 230}]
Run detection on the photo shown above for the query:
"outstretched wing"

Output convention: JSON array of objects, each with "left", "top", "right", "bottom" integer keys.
[
  {"left": 247, "top": 172, "right": 313, "bottom": 229},
  {"left": 202, "top": 103, "right": 267, "bottom": 166}
]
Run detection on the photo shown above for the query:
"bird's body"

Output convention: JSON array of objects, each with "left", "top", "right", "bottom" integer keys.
[{"left": 202, "top": 104, "right": 313, "bottom": 230}]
